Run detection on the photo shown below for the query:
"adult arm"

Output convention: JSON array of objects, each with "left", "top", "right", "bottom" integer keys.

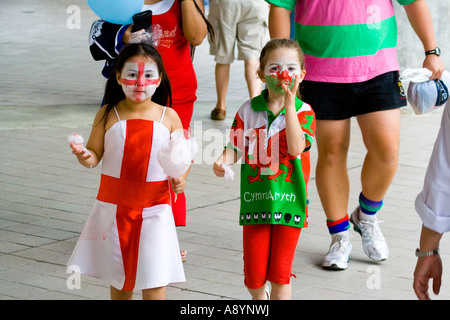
[
  {"left": 268, "top": 4, "right": 292, "bottom": 39},
  {"left": 413, "top": 225, "right": 443, "bottom": 300},
  {"left": 181, "top": 0, "right": 208, "bottom": 46},
  {"left": 403, "top": 0, "right": 445, "bottom": 79}
]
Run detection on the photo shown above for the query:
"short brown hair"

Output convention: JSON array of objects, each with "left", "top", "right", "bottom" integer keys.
[{"left": 259, "top": 38, "right": 305, "bottom": 74}]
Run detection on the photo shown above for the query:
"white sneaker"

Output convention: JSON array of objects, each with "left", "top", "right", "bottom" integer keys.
[
  {"left": 322, "top": 231, "right": 352, "bottom": 270},
  {"left": 350, "top": 207, "right": 389, "bottom": 261}
]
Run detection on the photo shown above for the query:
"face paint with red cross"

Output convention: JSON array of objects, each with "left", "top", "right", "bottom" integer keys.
[{"left": 119, "top": 61, "right": 160, "bottom": 102}]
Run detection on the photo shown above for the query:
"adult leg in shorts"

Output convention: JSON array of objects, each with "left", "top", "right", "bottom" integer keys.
[
  {"left": 301, "top": 71, "right": 406, "bottom": 222},
  {"left": 208, "top": 0, "right": 268, "bottom": 116}
]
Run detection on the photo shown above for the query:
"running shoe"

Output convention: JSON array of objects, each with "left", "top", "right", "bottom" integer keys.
[
  {"left": 322, "top": 231, "right": 352, "bottom": 270},
  {"left": 350, "top": 207, "right": 389, "bottom": 261}
]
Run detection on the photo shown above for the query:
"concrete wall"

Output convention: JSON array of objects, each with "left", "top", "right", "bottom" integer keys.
[{"left": 394, "top": 0, "right": 449, "bottom": 72}]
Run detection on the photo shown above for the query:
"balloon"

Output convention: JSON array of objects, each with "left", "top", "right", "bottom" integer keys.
[{"left": 87, "top": 0, "right": 144, "bottom": 25}]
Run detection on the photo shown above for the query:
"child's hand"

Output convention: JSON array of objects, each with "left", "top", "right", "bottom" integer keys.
[
  {"left": 213, "top": 160, "right": 225, "bottom": 177},
  {"left": 123, "top": 25, "right": 144, "bottom": 44},
  {"left": 282, "top": 74, "right": 300, "bottom": 107},
  {"left": 213, "top": 149, "right": 237, "bottom": 179},
  {"left": 70, "top": 142, "right": 92, "bottom": 161},
  {"left": 170, "top": 177, "right": 186, "bottom": 194},
  {"left": 68, "top": 133, "right": 92, "bottom": 161}
]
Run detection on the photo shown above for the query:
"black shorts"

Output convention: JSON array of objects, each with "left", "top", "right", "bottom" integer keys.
[{"left": 300, "top": 71, "right": 407, "bottom": 120}]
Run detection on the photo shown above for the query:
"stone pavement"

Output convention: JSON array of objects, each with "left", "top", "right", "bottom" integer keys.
[{"left": 0, "top": 0, "right": 449, "bottom": 301}]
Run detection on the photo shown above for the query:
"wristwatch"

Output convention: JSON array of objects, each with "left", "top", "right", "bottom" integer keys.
[
  {"left": 425, "top": 46, "right": 441, "bottom": 56},
  {"left": 415, "top": 248, "right": 440, "bottom": 257}
]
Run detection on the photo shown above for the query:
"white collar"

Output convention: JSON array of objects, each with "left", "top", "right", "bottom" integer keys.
[{"left": 142, "top": 0, "right": 175, "bottom": 15}]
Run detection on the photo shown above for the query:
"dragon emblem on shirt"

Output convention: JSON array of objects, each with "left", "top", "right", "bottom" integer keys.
[{"left": 245, "top": 125, "right": 297, "bottom": 184}]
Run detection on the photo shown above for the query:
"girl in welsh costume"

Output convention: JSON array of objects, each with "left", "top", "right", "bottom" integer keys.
[{"left": 213, "top": 39, "right": 316, "bottom": 300}]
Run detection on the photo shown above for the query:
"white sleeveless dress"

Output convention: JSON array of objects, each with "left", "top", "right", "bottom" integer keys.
[{"left": 68, "top": 107, "right": 185, "bottom": 291}]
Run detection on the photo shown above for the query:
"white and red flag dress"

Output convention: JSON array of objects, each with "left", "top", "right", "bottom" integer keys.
[{"left": 68, "top": 107, "right": 185, "bottom": 291}]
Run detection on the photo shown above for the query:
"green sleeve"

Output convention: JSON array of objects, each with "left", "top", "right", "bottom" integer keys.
[
  {"left": 303, "top": 134, "right": 313, "bottom": 152},
  {"left": 397, "top": 0, "right": 416, "bottom": 5},
  {"left": 265, "top": 0, "right": 297, "bottom": 11},
  {"left": 298, "top": 111, "right": 315, "bottom": 153}
]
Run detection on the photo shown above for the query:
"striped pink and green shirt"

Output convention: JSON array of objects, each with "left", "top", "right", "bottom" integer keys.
[{"left": 266, "top": 0, "right": 416, "bottom": 83}]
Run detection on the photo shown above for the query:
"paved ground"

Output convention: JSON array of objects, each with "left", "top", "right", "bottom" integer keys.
[{"left": 1, "top": 0, "right": 449, "bottom": 301}]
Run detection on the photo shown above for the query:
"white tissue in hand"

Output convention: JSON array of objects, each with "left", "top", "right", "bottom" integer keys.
[
  {"left": 68, "top": 132, "right": 85, "bottom": 144},
  {"left": 222, "top": 163, "right": 235, "bottom": 181},
  {"left": 67, "top": 133, "right": 91, "bottom": 156},
  {"left": 158, "top": 133, "right": 198, "bottom": 178}
]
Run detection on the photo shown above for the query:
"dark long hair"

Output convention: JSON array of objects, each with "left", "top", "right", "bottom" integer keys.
[{"left": 102, "top": 43, "right": 172, "bottom": 121}]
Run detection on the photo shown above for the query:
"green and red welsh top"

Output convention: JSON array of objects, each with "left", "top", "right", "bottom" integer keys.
[{"left": 226, "top": 89, "right": 316, "bottom": 228}]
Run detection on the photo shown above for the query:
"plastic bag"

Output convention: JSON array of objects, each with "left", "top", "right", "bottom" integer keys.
[
  {"left": 401, "top": 68, "right": 432, "bottom": 83},
  {"left": 401, "top": 69, "right": 449, "bottom": 115},
  {"left": 128, "top": 29, "right": 160, "bottom": 47}
]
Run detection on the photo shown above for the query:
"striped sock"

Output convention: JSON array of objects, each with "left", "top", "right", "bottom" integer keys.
[
  {"left": 327, "top": 215, "right": 350, "bottom": 235},
  {"left": 359, "top": 192, "right": 383, "bottom": 221}
]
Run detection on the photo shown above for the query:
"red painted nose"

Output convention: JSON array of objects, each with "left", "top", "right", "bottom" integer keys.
[
  {"left": 137, "top": 75, "right": 145, "bottom": 87},
  {"left": 278, "top": 70, "right": 291, "bottom": 83}
]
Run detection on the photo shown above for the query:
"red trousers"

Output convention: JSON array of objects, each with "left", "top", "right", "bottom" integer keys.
[{"left": 243, "top": 224, "right": 302, "bottom": 289}]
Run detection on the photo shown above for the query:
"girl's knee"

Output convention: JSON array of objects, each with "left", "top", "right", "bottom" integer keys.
[
  {"left": 269, "top": 282, "right": 292, "bottom": 300},
  {"left": 142, "top": 286, "right": 166, "bottom": 300},
  {"left": 110, "top": 286, "right": 133, "bottom": 300}
]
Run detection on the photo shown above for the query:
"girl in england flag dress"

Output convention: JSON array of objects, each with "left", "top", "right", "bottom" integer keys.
[{"left": 68, "top": 43, "right": 188, "bottom": 300}]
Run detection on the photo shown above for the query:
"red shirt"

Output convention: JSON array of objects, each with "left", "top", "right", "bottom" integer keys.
[{"left": 149, "top": 0, "right": 197, "bottom": 107}]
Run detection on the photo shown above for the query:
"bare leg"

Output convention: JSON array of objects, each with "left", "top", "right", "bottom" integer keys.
[
  {"left": 270, "top": 282, "right": 291, "bottom": 300},
  {"left": 142, "top": 287, "right": 166, "bottom": 300},
  {"left": 248, "top": 283, "right": 291, "bottom": 300},
  {"left": 248, "top": 285, "right": 268, "bottom": 300},
  {"left": 244, "top": 59, "right": 262, "bottom": 99},
  {"left": 214, "top": 63, "right": 230, "bottom": 111},
  {"left": 357, "top": 109, "right": 400, "bottom": 201},
  {"left": 315, "top": 119, "right": 351, "bottom": 221},
  {"left": 110, "top": 286, "right": 133, "bottom": 300},
  {"left": 351, "top": 109, "right": 399, "bottom": 262}
]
